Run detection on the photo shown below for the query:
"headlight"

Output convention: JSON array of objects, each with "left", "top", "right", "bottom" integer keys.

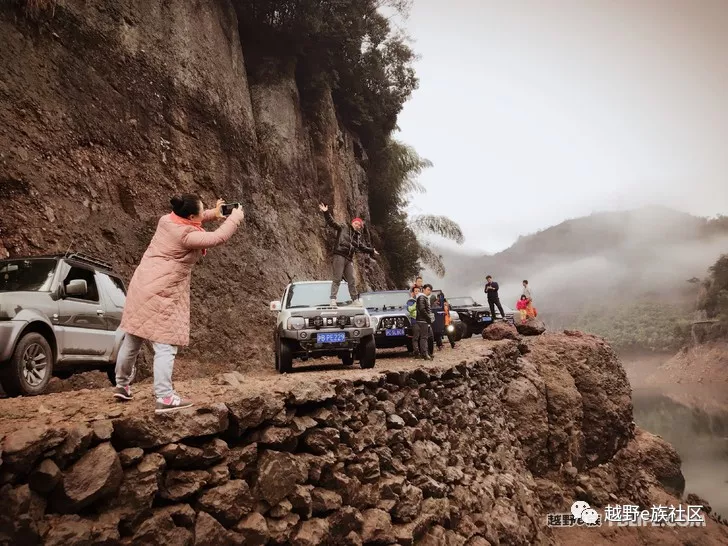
[
  {"left": 371, "top": 317, "right": 379, "bottom": 330},
  {"left": 353, "top": 314, "right": 369, "bottom": 328},
  {"left": 287, "top": 317, "right": 305, "bottom": 330},
  {"left": 447, "top": 325, "right": 455, "bottom": 333}
]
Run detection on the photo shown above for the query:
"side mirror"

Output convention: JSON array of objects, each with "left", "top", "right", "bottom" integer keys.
[
  {"left": 269, "top": 301, "right": 281, "bottom": 312},
  {"left": 66, "top": 279, "right": 88, "bottom": 297}
]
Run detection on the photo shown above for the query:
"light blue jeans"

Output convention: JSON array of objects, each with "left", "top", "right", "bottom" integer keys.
[{"left": 115, "top": 332, "right": 177, "bottom": 399}]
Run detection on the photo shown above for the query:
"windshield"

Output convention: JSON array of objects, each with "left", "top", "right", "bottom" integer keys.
[
  {"left": 285, "top": 282, "right": 354, "bottom": 309},
  {"left": 449, "top": 297, "right": 476, "bottom": 307},
  {"left": 0, "top": 259, "right": 57, "bottom": 292},
  {"left": 361, "top": 291, "right": 410, "bottom": 310}
]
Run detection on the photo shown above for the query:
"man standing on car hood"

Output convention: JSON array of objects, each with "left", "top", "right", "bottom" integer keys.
[
  {"left": 319, "top": 203, "right": 379, "bottom": 307},
  {"left": 485, "top": 274, "right": 506, "bottom": 321}
]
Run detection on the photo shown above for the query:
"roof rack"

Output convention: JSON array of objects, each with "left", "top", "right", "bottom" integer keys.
[{"left": 65, "top": 252, "right": 114, "bottom": 271}]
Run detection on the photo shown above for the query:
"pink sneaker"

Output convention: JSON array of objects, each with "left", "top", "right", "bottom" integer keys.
[{"left": 155, "top": 393, "right": 193, "bottom": 414}]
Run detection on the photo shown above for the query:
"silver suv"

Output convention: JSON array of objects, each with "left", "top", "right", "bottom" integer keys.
[
  {"left": 0, "top": 253, "right": 132, "bottom": 396},
  {"left": 270, "top": 281, "right": 376, "bottom": 373}
]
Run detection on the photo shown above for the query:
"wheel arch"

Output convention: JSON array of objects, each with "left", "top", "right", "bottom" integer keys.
[{"left": 18, "top": 321, "right": 57, "bottom": 363}]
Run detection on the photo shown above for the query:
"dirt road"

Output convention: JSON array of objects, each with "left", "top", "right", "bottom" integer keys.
[{"left": 0, "top": 341, "right": 486, "bottom": 438}]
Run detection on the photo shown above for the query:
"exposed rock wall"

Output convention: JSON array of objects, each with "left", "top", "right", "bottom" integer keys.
[
  {"left": 2, "top": 334, "right": 726, "bottom": 545},
  {"left": 0, "top": 0, "right": 387, "bottom": 368}
]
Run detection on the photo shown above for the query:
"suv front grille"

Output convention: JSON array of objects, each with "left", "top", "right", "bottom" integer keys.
[
  {"left": 476, "top": 311, "right": 489, "bottom": 320},
  {"left": 307, "top": 316, "right": 351, "bottom": 329},
  {"left": 378, "top": 316, "right": 408, "bottom": 330}
]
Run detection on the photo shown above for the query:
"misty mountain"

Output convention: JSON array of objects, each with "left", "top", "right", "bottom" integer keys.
[{"left": 425, "top": 206, "right": 728, "bottom": 349}]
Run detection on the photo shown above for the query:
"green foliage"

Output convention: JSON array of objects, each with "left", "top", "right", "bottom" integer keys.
[
  {"left": 699, "top": 254, "right": 728, "bottom": 322},
  {"left": 549, "top": 301, "right": 693, "bottom": 352},
  {"left": 235, "top": 0, "right": 418, "bottom": 150},
  {"left": 409, "top": 215, "right": 465, "bottom": 245}
]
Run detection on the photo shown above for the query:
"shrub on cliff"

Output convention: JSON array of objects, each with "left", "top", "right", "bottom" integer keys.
[{"left": 698, "top": 254, "right": 728, "bottom": 325}]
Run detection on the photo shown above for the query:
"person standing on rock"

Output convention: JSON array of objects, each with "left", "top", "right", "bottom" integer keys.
[
  {"left": 484, "top": 275, "right": 506, "bottom": 321},
  {"left": 522, "top": 279, "right": 536, "bottom": 319},
  {"left": 415, "top": 284, "right": 435, "bottom": 361},
  {"left": 113, "top": 194, "right": 244, "bottom": 413},
  {"left": 319, "top": 203, "right": 379, "bottom": 307}
]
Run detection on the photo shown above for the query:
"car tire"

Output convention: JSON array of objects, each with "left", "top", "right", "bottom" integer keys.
[
  {"left": 358, "top": 335, "right": 376, "bottom": 369},
  {"left": 278, "top": 339, "right": 293, "bottom": 374},
  {"left": 341, "top": 353, "right": 354, "bottom": 366},
  {"left": 463, "top": 326, "right": 473, "bottom": 339},
  {"left": 406, "top": 339, "right": 414, "bottom": 353},
  {"left": 0, "top": 332, "right": 53, "bottom": 396}
]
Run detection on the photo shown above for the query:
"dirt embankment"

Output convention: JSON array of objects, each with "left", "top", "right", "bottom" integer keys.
[
  {"left": 0, "top": 0, "right": 388, "bottom": 371},
  {"left": 1, "top": 334, "right": 727, "bottom": 545}
]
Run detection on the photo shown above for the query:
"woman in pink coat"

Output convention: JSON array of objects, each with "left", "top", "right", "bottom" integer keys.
[{"left": 113, "top": 194, "right": 244, "bottom": 413}]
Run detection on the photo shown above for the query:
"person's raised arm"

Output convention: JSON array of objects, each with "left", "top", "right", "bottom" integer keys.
[
  {"left": 182, "top": 207, "right": 243, "bottom": 249},
  {"left": 319, "top": 203, "right": 342, "bottom": 230}
]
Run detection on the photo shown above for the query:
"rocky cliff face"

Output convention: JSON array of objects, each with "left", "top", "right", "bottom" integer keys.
[
  {"left": 0, "top": 0, "right": 388, "bottom": 367},
  {"left": 1, "top": 335, "right": 727, "bottom": 545}
]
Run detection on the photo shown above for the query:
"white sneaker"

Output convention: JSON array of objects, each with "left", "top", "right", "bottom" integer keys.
[
  {"left": 330, "top": 299, "right": 338, "bottom": 307},
  {"left": 352, "top": 299, "right": 364, "bottom": 307}
]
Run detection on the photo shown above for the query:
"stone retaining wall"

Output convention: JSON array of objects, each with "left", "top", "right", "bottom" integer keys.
[{"left": 0, "top": 337, "right": 667, "bottom": 545}]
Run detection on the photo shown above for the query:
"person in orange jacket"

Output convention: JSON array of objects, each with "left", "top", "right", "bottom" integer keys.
[{"left": 442, "top": 299, "right": 456, "bottom": 349}]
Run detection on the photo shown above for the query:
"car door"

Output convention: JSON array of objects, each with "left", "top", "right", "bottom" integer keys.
[{"left": 56, "top": 264, "right": 113, "bottom": 361}]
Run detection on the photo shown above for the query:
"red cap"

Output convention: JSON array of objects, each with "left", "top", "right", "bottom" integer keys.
[{"left": 352, "top": 217, "right": 364, "bottom": 224}]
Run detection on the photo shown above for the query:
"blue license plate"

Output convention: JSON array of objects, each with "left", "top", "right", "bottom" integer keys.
[
  {"left": 385, "top": 328, "right": 405, "bottom": 337},
  {"left": 480, "top": 316, "right": 492, "bottom": 322},
  {"left": 317, "top": 332, "right": 346, "bottom": 344}
]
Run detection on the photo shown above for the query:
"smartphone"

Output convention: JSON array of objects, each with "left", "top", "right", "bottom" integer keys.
[{"left": 220, "top": 203, "right": 240, "bottom": 216}]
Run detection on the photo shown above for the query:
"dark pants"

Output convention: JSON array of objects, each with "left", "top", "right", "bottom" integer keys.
[
  {"left": 410, "top": 321, "right": 420, "bottom": 354},
  {"left": 489, "top": 298, "right": 505, "bottom": 320},
  {"left": 331, "top": 254, "right": 357, "bottom": 300},
  {"left": 414, "top": 321, "right": 432, "bottom": 356}
]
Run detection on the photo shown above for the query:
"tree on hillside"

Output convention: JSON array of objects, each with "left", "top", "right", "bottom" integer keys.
[
  {"left": 699, "top": 254, "right": 728, "bottom": 322},
  {"left": 368, "top": 138, "right": 464, "bottom": 283}
]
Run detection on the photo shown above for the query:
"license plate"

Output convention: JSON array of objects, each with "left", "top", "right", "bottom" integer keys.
[
  {"left": 317, "top": 332, "right": 346, "bottom": 344},
  {"left": 480, "top": 316, "right": 492, "bottom": 322},
  {"left": 385, "top": 328, "right": 405, "bottom": 337}
]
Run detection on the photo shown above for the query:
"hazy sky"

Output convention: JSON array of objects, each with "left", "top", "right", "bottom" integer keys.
[{"left": 395, "top": 0, "right": 728, "bottom": 253}]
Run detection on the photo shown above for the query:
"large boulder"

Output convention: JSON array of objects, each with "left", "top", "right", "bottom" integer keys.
[
  {"left": 196, "top": 480, "right": 255, "bottom": 527},
  {"left": 112, "top": 404, "right": 229, "bottom": 449},
  {"left": 515, "top": 319, "right": 546, "bottom": 336},
  {"left": 1, "top": 426, "right": 67, "bottom": 476},
  {"left": 29, "top": 459, "right": 62, "bottom": 494},
  {"left": 482, "top": 322, "right": 520, "bottom": 341},
  {"left": 256, "top": 451, "right": 308, "bottom": 505},
  {"left": 226, "top": 395, "right": 285, "bottom": 437},
  {"left": 103, "top": 452, "right": 166, "bottom": 529},
  {"left": 160, "top": 470, "right": 210, "bottom": 501},
  {"left": 52, "top": 443, "right": 122, "bottom": 513}
]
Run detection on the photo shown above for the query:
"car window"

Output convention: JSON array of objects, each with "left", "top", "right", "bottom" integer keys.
[
  {"left": 0, "top": 259, "right": 56, "bottom": 292},
  {"left": 63, "top": 266, "right": 99, "bottom": 302},
  {"left": 286, "top": 282, "right": 353, "bottom": 309},
  {"left": 98, "top": 274, "right": 126, "bottom": 307}
]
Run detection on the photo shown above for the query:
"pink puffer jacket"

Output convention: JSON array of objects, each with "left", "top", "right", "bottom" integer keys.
[{"left": 120, "top": 208, "right": 241, "bottom": 346}]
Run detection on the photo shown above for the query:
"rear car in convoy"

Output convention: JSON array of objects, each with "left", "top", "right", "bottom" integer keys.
[
  {"left": 447, "top": 296, "right": 493, "bottom": 338},
  {"left": 361, "top": 290, "right": 412, "bottom": 353},
  {"left": 270, "top": 281, "right": 375, "bottom": 373},
  {"left": 0, "top": 253, "right": 131, "bottom": 396}
]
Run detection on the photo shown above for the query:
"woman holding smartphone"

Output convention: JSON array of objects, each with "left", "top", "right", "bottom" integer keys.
[{"left": 113, "top": 194, "right": 244, "bottom": 413}]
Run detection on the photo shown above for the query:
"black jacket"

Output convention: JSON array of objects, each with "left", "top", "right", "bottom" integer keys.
[
  {"left": 323, "top": 210, "right": 375, "bottom": 261},
  {"left": 485, "top": 281, "right": 500, "bottom": 302},
  {"left": 416, "top": 293, "right": 435, "bottom": 324}
]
